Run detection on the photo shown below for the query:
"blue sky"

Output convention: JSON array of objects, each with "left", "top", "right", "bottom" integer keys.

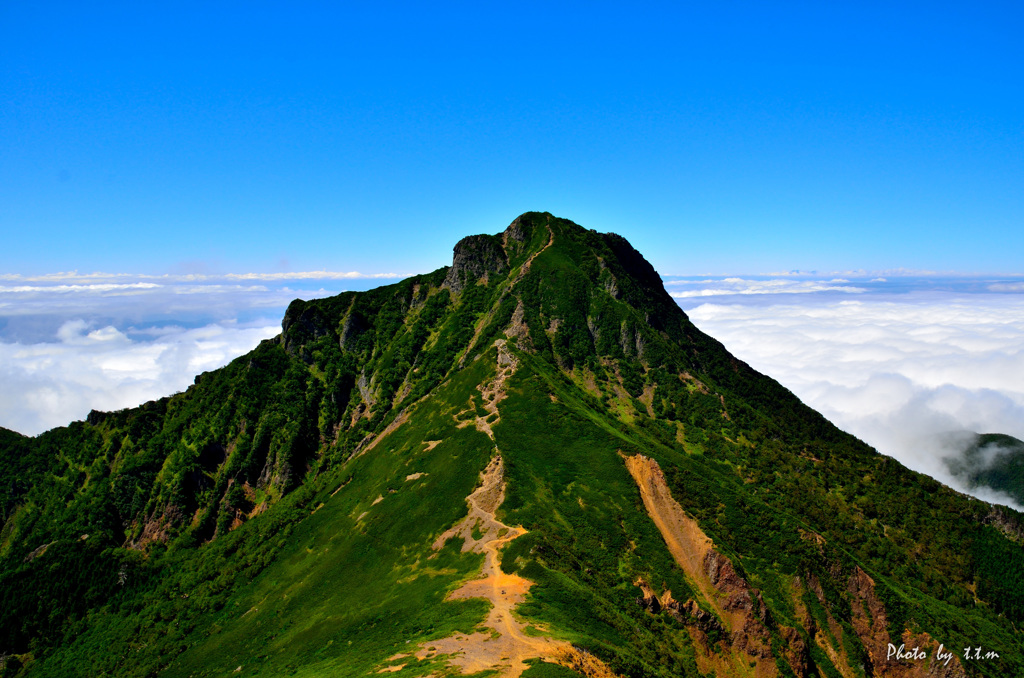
[{"left": 3, "top": 2, "right": 1023, "bottom": 277}]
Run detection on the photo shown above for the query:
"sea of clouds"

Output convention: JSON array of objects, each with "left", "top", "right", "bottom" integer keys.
[
  {"left": 671, "top": 275, "right": 1024, "bottom": 509},
  {"left": 2, "top": 271, "right": 1023, "bottom": 509},
  {"left": 0, "top": 272, "right": 396, "bottom": 435}
]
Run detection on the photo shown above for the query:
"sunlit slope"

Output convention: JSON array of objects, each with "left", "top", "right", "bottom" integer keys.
[
  {"left": 2, "top": 212, "right": 1023, "bottom": 677},
  {"left": 145, "top": 354, "right": 500, "bottom": 677}
]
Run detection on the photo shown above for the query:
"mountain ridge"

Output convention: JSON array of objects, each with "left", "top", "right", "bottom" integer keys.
[{"left": 1, "top": 212, "right": 1022, "bottom": 677}]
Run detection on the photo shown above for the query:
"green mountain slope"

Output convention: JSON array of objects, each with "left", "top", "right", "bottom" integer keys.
[{"left": 2, "top": 213, "right": 1023, "bottom": 677}]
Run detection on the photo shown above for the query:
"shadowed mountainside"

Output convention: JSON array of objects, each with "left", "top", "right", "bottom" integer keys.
[{"left": 944, "top": 432, "right": 1024, "bottom": 507}]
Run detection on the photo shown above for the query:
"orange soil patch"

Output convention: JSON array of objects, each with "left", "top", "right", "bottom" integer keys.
[
  {"left": 623, "top": 453, "right": 779, "bottom": 678},
  {"left": 623, "top": 454, "right": 718, "bottom": 613},
  {"left": 552, "top": 647, "right": 618, "bottom": 678}
]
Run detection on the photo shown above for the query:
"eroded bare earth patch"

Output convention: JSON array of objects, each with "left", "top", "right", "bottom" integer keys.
[{"left": 624, "top": 453, "right": 779, "bottom": 677}]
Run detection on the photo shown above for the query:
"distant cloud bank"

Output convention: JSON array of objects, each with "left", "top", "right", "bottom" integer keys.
[
  {"left": 0, "top": 270, "right": 405, "bottom": 283},
  {"left": 0, "top": 320, "right": 280, "bottom": 435},
  {"left": 0, "top": 272, "right": 368, "bottom": 434},
  {"left": 680, "top": 279, "right": 1024, "bottom": 509},
  {"left": 666, "top": 277, "right": 866, "bottom": 297}
]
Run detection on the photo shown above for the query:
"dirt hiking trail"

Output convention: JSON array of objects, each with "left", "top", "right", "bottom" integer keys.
[
  {"left": 421, "top": 456, "right": 565, "bottom": 677},
  {"left": 384, "top": 455, "right": 614, "bottom": 678},
  {"left": 378, "top": 344, "right": 614, "bottom": 677}
]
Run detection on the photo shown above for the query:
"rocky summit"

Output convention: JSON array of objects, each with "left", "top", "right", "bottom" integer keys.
[{"left": 1, "top": 213, "right": 1022, "bottom": 677}]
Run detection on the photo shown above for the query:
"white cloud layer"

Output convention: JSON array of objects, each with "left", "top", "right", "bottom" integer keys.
[
  {"left": 686, "top": 294, "right": 1024, "bottom": 509},
  {"left": 666, "top": 277, "right": 866, "bottom": 297},
  {"left": 0, "top": 273, "right": 348, "bottom": 435},
  {"left": 0, "top": 319, "right": 280, "bottom": 436}
]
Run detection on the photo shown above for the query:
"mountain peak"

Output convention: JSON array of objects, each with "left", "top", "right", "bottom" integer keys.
[{"left": 447, "top": 212, "right": 685, "bottom": 338}]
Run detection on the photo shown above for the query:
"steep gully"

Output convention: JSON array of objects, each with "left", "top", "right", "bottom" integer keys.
[{"left": 625, "top": 453, "right": 968, "bottom": 678}]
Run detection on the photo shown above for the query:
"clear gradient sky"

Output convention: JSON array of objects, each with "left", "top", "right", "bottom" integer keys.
[{"left": 2, "top": 2, "right": 1023, "bottom": 278}]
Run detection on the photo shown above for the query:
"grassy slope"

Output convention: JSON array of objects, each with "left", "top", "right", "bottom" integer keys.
[{"left": 31, "top": 354, "right": 499, "bottom": 677}]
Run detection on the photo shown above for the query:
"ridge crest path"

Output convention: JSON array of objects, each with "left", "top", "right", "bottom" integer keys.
[{"left": 415, "top": 455, "right": 568, "bottom": 677}]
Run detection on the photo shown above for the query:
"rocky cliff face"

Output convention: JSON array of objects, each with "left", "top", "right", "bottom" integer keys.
[{"left": 442, "top": 233, "right": 509, "bottom": 292}]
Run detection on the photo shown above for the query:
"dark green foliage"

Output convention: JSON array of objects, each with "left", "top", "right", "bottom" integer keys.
[
  {"left": 0, "top": 428, "right": 48, "bottom": 525},
  {"left": 971, "top": 524, "right": 1024, "bottom": 620},
  {"left": 521, "top": 659, "right": 587, "bottom": 678}
]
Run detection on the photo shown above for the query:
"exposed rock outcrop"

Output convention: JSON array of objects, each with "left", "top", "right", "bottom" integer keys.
[
  {"left": 128, "top": 505, "right": 184, "bottom": 550},
  {"left": 846, "top": 566, "right": 968, "bottom": 677},
  {"left": 281, "top": 299, "right": 335, "bottom": 356},
  {"left": 504, "top": 214, "right": 529, "bottom": 244},
  {"left": 338, "top": 310, "right": 368, "bottom": 350},
  {"left": 442, "top": 234, "right": 509, "bottom": 292},
  {"left": 984, "top": 504, "right": 1024, "bottom": 542},
  {"left": 635, "top": 578, "right": 727, "bottom": 637}
]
